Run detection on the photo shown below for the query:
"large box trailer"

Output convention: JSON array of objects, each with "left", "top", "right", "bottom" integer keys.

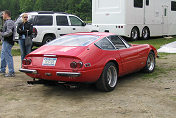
[{"left": 92, "top": 0, "right": 176, "bottom": 40}]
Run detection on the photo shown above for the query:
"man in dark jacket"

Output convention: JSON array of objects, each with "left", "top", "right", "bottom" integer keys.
[
  {"left": 17, "top": 13, "right": 33, "bottom": 63},
  {"left": 0, "top": 10, "right": 15, "bottom": 77}
]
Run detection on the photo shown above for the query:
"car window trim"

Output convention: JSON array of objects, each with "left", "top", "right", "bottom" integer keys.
[
  {"left": 108, "top": 35, "right": 131, "bottom": 50},
  {"left": 106, "top": 37, "right": 117, "bottom": 50},
  {"left": 118, "top": 36, "right": 131, "bottom": 48},
  {"left": 94, "top": 37, "right": 116, "bottom": 50}
]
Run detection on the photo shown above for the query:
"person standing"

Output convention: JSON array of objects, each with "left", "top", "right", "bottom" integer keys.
[
  {"left": 0, "top": 10, "right": 15, "bottom": 77},
  {"left": 17, "top": 13, "right": 33, "bottom": 63}
]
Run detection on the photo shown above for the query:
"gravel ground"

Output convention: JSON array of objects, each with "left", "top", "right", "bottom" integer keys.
[{"left": 0, "top": 54, "right": 176, "bottom": 118}]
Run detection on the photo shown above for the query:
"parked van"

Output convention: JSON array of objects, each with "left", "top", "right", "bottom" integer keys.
[{"left": 92, "top": 0, "right": 176, "bottom": 40}]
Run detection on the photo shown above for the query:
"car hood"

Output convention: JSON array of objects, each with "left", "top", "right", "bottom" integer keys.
[{"left": 29, "top": 45, "right": 88, "bottom": 57}]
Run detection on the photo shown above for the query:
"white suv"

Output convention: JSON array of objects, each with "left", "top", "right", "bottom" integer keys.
[{"left": 15, "top": 11, "right": 98, "bottom": 46}]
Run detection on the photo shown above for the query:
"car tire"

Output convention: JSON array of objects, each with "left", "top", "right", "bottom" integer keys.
[
  {"left": 143, "top": 51, "right": 155, "bottom": 73},
  {"left": 42, "top": 35, "right": 54, "bottom": 45},
  {"left": 142, "top": 27, "right": 150, "bottom": 40},
  {"left": 131, "top": 27, "right": 140, "bottom": 41},
  {"left": 96, "top": 62, "right": 118, "bottom": 92}
]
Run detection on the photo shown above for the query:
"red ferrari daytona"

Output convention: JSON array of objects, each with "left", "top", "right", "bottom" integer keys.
[{"left": 20, "top": 32, "right": 158, "bottom": 92}]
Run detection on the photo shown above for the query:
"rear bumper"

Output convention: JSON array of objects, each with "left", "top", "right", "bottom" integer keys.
[
  {"left": 19, "top": 67, "right": 102, "bottom": 82},
  {"left": 56, "top": 72, "right": 81, "bottom": 77},
  {"left": 19, "top": 68, "right": 81, "bottom": 77},
  {"left": 19, "top": 68, "right": 37, "bottom": 74}
]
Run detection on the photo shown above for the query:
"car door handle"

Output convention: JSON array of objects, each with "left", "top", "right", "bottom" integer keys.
[
  {"left": 73, "top": 28, "right": 76, "bottom": 30},
  {"left": 58, "top": 28, "right": 61, "bottom": 30}
]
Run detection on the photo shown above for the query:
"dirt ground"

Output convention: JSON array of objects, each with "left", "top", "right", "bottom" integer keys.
[{"left": 0, "top": 54, "right": 176, "bottom": 118}]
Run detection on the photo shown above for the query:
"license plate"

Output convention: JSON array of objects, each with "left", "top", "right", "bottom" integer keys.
[{"left": 42, "top": 57, "right": 57, "bottom": 66}]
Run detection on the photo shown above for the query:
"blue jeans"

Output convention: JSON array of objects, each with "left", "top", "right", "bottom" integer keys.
[
  {"left": 0, "top": 41, "right": 14, "bottom": 74},
  {"left": 19, "top": 39, "right": 32, "bottom": 62}
]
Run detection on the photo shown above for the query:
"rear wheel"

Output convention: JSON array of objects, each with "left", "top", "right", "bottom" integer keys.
[
  {"left": 131, "top": 27, "right": 140, "bottom": 41},
  {"left": 142, "top": 27, "right": 150, "bottom": 40},
  {"left": 42, "top": 35, "right": 54, "bottom": 45},
  {"left": 96, "top": 62, "right": 118, "bottom": 92},
  {"left": 143, "top": 51, "right": 155, "bottom": 73}
]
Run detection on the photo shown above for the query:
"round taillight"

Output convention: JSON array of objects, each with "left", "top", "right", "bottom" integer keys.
[
  {"left": 26, "top": 59, "right": 32, "bottom": 65},
  {"left": 70, "top": 61, "right": 77, "bottom": 68},
  {"left": 77, "top": 62, "right": 83, "bottom": 68},
  {"left": 22, "top": 59, "right": 32, "bottom": 65},
  {"left": 22, "top": 59, "right": 27, "bottom": 65}
]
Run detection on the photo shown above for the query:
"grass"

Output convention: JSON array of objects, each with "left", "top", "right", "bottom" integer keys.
[
  {"left": 11, "top": 49, "right": 21, "bottom": 56},
  {"left": 170, "top": 96, "right": 176, "bottom": 101},
  {"left": 129, "top": 37, "right": 176, "bottom": 50}
]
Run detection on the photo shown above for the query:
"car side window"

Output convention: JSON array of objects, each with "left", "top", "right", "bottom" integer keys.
[
  {"left": 108, "top": 35, "right": 127, "bottom": 49},
  {"left": 34, "top": 15, "right": 53, "bottom": 26},
  {"left": 95, "top": 37, "right": 115, "bottom": 50},
  {"left": 69, "top": 16, "right": 83, "bottom": 26},
  {"left": 56, "top": 16, "right": 69, "bottom": 26}
]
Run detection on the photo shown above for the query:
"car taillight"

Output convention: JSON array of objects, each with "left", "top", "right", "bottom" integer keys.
[
  {"left": 33, "top": 27, "right": 37, "bottom": 34},
  {"left": 22, "top": 59, "right": 32, "bottom": 65},
  {"left": 70, "top": 61, "right": 77, "bottom": 68},
  {"left": 70, "top": 61, "right": 83, "bottom": 69},
  {"left": 76, "top": 62, "right": 83, "bottom": 68},
  {"left": 32, "top": 27, "right": 37, "bottom": 38}
]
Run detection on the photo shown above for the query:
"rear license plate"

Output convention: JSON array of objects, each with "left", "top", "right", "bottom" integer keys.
[{"left": 42, "top": 57, "right": 57, "bottom": 66}]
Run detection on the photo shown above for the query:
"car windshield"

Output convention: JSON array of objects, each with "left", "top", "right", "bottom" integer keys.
[{"left": 47, "top": 35, "right": 99, "bottom": 46}]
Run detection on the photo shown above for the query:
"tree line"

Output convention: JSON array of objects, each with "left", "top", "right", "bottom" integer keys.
[{"left": 0, "top": 0, "right": 92, "bottom": 21}]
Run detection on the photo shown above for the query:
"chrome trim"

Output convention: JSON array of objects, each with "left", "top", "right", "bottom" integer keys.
[
  {"left": 44, "top": 55, "right": 56, "bottom": 57},
  {"left": 19, "top": 68, "right": 37, "bottom": 74},
  {"left": 56, "top": 72, "right": 81, "bottom": 77}
]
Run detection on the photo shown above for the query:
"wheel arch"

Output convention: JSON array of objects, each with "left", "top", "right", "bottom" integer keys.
[
  {"left": 43, "top": 33, "right": 56, "bottom": 39},
  {"left": 132, "top": 26, "right": 140, "bottom": 33},
  {"left": 105, "top": 60, "right": 119, "bottom": 74}
]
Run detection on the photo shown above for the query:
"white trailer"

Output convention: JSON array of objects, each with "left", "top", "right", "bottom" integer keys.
[{"left": 92, "top": 0, "right": 176, "bottom": 40}]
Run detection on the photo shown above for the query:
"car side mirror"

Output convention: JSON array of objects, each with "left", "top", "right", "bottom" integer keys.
[{"left": 82, "top": 22, "right": 86, "bottom": 26}]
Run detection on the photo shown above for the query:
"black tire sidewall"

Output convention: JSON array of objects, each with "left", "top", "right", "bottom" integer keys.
[
  {"left": 144, "top": 51, "right": 155, "bottom": 73},
  {"left": 142, "top": 27, "right": 150, "bottom": 40},
  {"left": 97, "top": 62, "right": 118, "bottom": 92},
  {"left": 43, "top": 35, "right": 54, "bottom": 45},
  {"left": 131, "top": 27, "right": 139, "bottom": 41}
]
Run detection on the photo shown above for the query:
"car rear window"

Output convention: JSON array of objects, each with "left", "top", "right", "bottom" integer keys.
[
  {"left": 34, "top": 15, "right": 53, "bottom": 26},
  {"left": 15, "top": 15, "right": 34, "bottom": 25},
  {"left": 47, "top": 35, "right": 99, "bottom": 46}
]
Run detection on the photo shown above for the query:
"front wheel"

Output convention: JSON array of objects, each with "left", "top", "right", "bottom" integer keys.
[
  {"left": 96, "top": 62, "right": 118, "bottom": 92},
  {"left": 143, "top": 51, "right": 155, "bottom": 73}
]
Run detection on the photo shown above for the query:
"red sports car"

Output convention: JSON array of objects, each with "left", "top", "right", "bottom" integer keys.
[{"left": 20, "top": 32, "right": 157, "bottom": 92}]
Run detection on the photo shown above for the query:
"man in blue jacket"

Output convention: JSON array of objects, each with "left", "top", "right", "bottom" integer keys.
[{"left": 0, "top": 10, "right": 15, "bottom": 77}]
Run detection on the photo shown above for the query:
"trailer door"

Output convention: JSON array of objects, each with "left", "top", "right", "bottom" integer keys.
[
  {"left": 162, "top": 6, "right": 168, "bottom": 35},
  {"left": 144, "top": 0, "right": 154, "bottom": 24}
]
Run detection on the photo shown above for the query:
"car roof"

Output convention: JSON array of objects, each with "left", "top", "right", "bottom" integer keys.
[
  {"left": 66, "top": 32, "right": 116, "bottom": 37},
  {"left": 20, "top": 11, "right": 72, "bottom": 16}
]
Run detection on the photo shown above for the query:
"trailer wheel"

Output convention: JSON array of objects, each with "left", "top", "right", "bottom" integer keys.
[
  {"left": 130, "top": 27, "right": 140, "bottom": 41},
  {"left": 142, "top": 27, "right": 150, "bottom": 40}
]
